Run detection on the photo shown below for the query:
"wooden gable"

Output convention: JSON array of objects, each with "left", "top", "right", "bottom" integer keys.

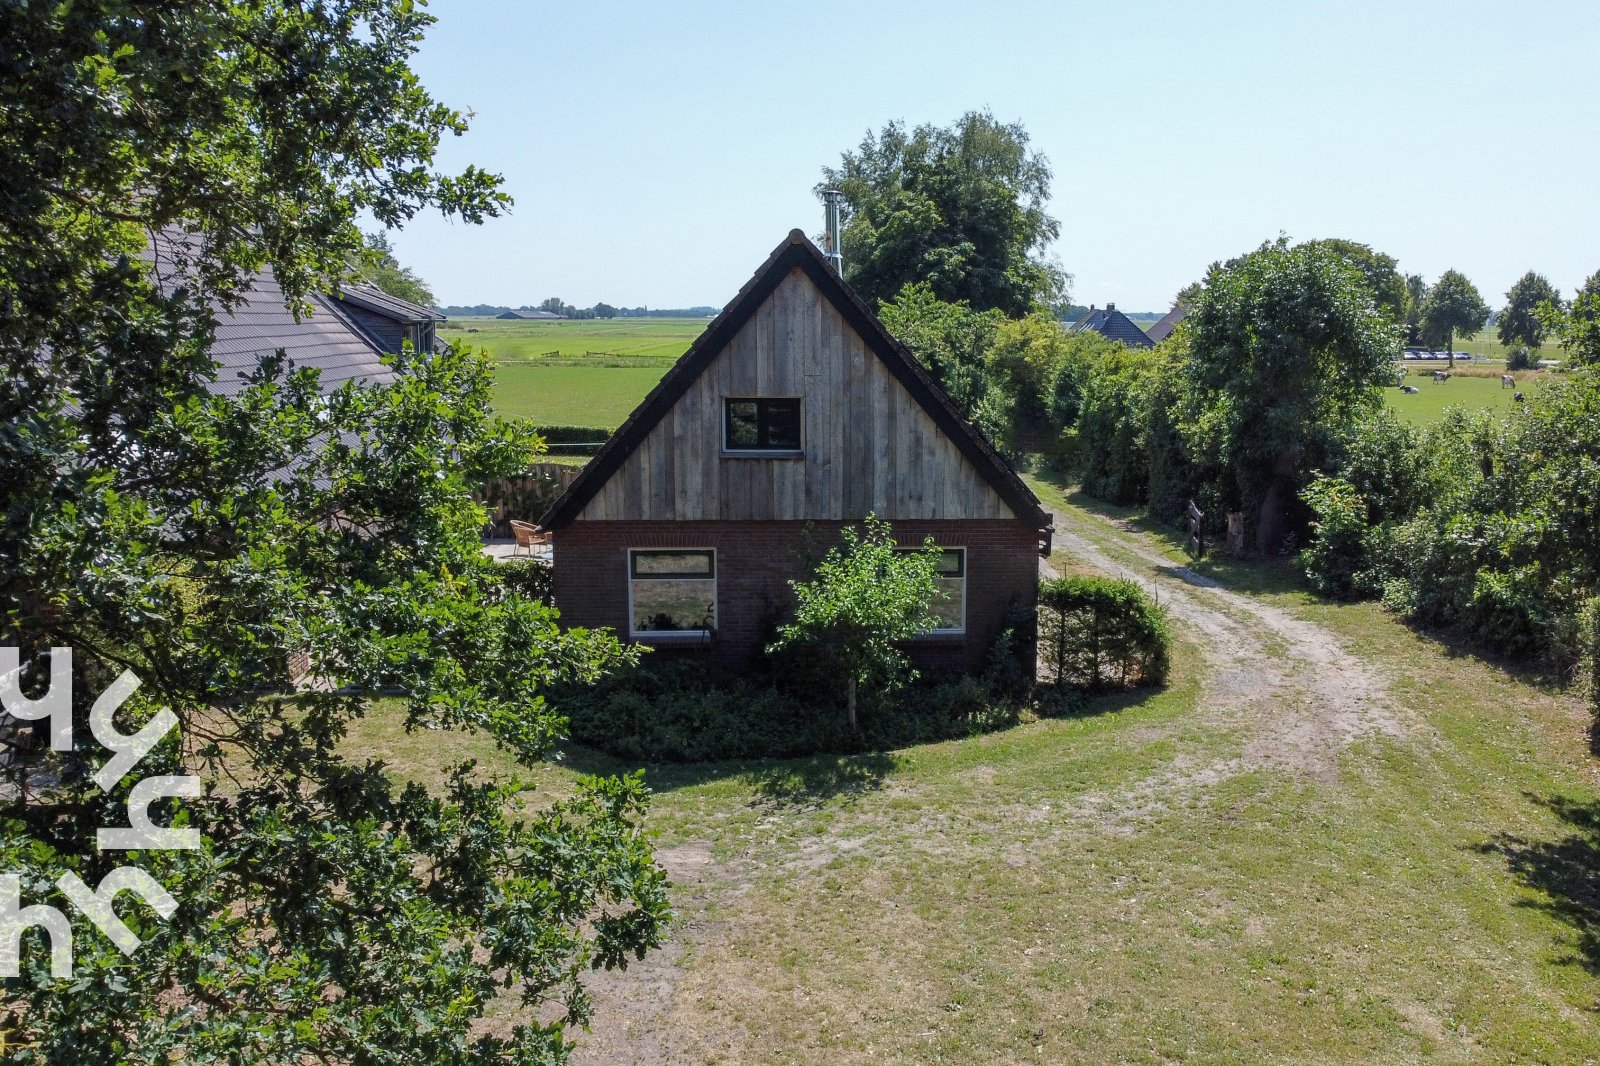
[{"left": 542, "top": 231, "right": 1049, "bottom": 531}]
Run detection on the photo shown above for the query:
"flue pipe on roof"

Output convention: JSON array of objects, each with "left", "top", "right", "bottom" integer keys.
[{"left": 820, "top": 188, "right": 845, "bottom": 275}]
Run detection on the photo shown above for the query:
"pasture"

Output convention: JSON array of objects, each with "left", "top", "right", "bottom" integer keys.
[
  {"left": 444, "top": 316, "right": 700, "bottom": 426},
  {"left": 1384, "top": 368, "right": 1548, "bottom": 426}
]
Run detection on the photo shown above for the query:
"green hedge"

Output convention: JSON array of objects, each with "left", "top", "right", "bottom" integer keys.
[
  {"left": 485, "top": 558, "right": 553, "bottom": 606},
  {"left": 532, "top": 424, "right": 613, "bottom": 445},
  {"left": 1038, "top": 576, "right": 1170, "bottom": 691},
  {"left": 557, "top": 661, "right": 1028, "bottom": 763}
]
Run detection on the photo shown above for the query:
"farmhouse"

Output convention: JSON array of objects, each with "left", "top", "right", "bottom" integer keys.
[
  {"left": 541, "top": 230, "right": 1052, "bottom": 672},
  {"left": 1070, "top": 303, "right": 1154, "bottom": 349},
  {"left": 146, "top": 229, "right": 441, "bottom": 396}
]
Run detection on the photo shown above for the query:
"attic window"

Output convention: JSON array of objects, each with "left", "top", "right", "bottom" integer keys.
[{"left": 724, "top": 398, "right": 802, "bottom": 452}]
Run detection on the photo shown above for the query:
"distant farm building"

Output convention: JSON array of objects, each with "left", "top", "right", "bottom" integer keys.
[
  {"left": 1070, "top": 303, "right": 1154, "bottom": 349},
  {"left": 496, "top": 309, "right": 566, "bottom": 320},
  {"left": 1146, "top": 304, "right": 1187, "bottom": 344},
  {"left": 541, "top": 230, "right": 1051, "bottom": 674}
]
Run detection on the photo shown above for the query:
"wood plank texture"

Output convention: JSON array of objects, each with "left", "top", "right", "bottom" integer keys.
[{"left": 576, "top": 267, "right": 1011, "bottom": 522}]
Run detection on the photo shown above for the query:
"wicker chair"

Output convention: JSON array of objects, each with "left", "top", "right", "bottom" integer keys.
[{"left": 508, "top": 520, "right": 550, "bottom": 557}]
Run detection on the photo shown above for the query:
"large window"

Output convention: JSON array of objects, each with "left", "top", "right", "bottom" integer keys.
[
  {"left": 629, "top": 549, "right": 716, "bottom": 637},
  {"left": 897, "top": 546, "right": 966, "bottom": 634},
  {"left": 724, "top": 398, "right": 802, "bottom": 452}
]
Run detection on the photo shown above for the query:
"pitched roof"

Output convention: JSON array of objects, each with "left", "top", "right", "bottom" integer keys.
[
  {"left": 334, "top": 282, "right": 445, "bottom": 324},
  {"left": 1146, "top": 304, "right": 1186, "bottom": 344},
  {"left": 144, "top": 229, "right": 396, "bottom": 397},
  {"left": 1070, "top": 305, "right": 1154, "bottom": 349},
  {"left": 540, "top": 230, "right": 1050, "bottom": 531},
  {"left": 496, "top": 309, "right": 563, "bottom": 319}
]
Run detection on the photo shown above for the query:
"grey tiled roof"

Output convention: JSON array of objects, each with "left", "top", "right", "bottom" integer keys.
[
  {"left": 1147, "top": 305, "right": 1186, "bottom": 343},
  {"left": 210, "top": 274, "right": 397, "bottom": 396},
  {"left": 335, "top": 282, "right": 445, "bottom": 323},
  {"left": 145, "top": 229, "right": 396, "bottom": 397},
  {"left": 1070, "top": 306, "right": 1154, "bottom": 349}
]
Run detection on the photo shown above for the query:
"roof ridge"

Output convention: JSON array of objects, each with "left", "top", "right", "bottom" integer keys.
[{"left": 539, "top": 232, "right": 1051, "bottom": 531}]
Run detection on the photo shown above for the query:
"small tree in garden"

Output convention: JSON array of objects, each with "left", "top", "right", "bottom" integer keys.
[{"left": 769, "top": 516, "right": 942, "bottom": 730}]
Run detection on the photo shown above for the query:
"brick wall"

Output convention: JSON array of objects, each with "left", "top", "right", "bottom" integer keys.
[{"left": 551, "top": 519, "right": 1040, "bottom": 675}]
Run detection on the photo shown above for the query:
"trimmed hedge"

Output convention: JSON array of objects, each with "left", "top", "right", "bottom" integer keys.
[
  {"left": 532, "top": 424, "right": 612, "bottom": 445},
  {"left": 486, "top": 558, "right": 553, "bottom": 606},
  {"left": 1039, "top": 576, "right": 1170, "bottom": 691}
]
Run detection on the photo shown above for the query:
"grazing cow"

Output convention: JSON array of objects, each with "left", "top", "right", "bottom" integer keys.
[
  {"left": 1514, "top": 391, "right": 1526, "bottom": 403},
  {"left": 1502, "top": 374, "right": 1515, "bottom": 389},
  {"left": 1433, "top": 370, "right": 1451, "bottom": 383}
]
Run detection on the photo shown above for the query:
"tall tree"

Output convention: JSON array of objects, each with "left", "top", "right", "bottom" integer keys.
[
  {"left": 1420, "top": 270, "right": 1491, "bottom": 368},
  {"left": 1186, "top": 240, "right": 1396, "bottom": 553},
  {"left": 355, "top": 230, "right": 436, "bottom": 307},
  {"left": 820, "top": 111, "right": 1064, "bottom": 317},
  {"left": 1402, "top": 273, "right": 1430, "bottom": 345},
  {"left": 1498, "top": 271, "right": 1562, "bottom": 349},
  {"left": 1306, "top": 239, "right": 1407, "bottom": 320},
  {"left": 0, "top": 3, "right": 665, "bottom": 1061},
  {"left": 1538, "top": 270, "right": 1600, "bottom": 368}
]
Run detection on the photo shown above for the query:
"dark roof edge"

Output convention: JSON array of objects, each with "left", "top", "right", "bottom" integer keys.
[
  {"left": 334, "top": 283, "right": 446, "bottom": 323},
  {"left": 539, "top": 230, "right": 1050, "bottom": 531}
]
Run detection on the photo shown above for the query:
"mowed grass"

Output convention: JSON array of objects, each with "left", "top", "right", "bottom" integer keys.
[
  {"left": 341, "top": 490, "right": 1600, "bottom": 1063},
  {"left": 490, "top": 364, "right": 665, "bottom": 428},
  {"left": 444, "top": 316, "right": 710, "bottom": 361},
  {"left": 444, "top": 317, "right": 699, "bottom": 425}
]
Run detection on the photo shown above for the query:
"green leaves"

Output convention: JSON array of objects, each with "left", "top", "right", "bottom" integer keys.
[
  {"left": 1, "top": 5, "right": 664, "bottom": 1061},
  {"left": 820, "top": 111, "right": 1063, "bottom": 317},
  {"left": 768, "top": 517, "right": 942, "bottom": 728}
]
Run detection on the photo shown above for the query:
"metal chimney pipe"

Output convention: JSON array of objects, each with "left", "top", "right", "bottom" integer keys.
[{"left": 820, "top": 188, "right": 844, "bottom": 275}]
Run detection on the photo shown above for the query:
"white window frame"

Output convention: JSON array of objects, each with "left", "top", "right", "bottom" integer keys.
[
  {"left": 627, "top": 548, "right": 717, "bottom": 639},
  {"left": 898, "top": 545, "right": 966, "bottom": 636},
  {"left": 722, "top": 396, "right": 804, "bottom": 455}
]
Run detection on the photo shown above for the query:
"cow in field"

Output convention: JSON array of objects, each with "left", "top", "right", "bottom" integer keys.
[
  {"left": 1433, "top": 370, "right": 1451, "bottom": 383},
  {"left": 1502, "top": 374, "right": 1515, "bottom": 389}
]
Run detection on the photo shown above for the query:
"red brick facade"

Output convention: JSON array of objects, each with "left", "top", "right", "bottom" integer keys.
[{"left": 551, "top": 519, "right": 1041, "bottom": 674}]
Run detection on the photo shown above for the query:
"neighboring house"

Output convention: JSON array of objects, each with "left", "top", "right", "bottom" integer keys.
[
  {"left": 1070, "top": 303, "right": 1154, "bottom": 349},
  {"left": 1146, "top": 304, "right": 1187, "bottom": 344},
  {"left": 333, "top": 282, "right": 445, "bottom": 355},
  {"left": 496, "top": 309, "right": 565, "bottom": 320},
  {"left": 146, "top": 231, "right": 440, "bottom": 397},
  {"left": 541, "top": 230, "right": 1053, "bottom": 673}
]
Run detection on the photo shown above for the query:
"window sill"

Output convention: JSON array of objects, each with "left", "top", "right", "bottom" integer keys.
[
  {"left": 631, "top": 631, "right": 714, "bottom": 641},
  {"left": 721, "top": 450, "right": 804, "bottom": 460}
]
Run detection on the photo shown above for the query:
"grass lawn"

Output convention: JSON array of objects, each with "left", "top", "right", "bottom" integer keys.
[
  {"left": 490, "top": 364, "right": 666, "bottom": 427},
  {"left": 340, "top": 477, "right": 1600, "bottom": 1063},
  {"left": 1383, "top": 370, "right": 1549, "bottom": 426},
  {"left": 444, "top": 316, "right": 709, "bottom": 362}
]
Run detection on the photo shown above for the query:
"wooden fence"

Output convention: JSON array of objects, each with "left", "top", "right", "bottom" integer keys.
[{"left": 479, "top": 463, "right": 584, "bottom": 538}]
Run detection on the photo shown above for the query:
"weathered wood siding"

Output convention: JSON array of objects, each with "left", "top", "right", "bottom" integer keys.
[{"left": 576, "top": 268, "right": 1013, "bottom": 522}]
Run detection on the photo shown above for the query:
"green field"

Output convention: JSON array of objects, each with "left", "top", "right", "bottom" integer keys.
[
  {"left": 491, "top": 364, "right": 666, "bottom": 428},
  {"left": 1384, "top": 369, "right": 1547, "bottom": 426},
  {"left": 444, "top": 316, "right": 709, "bottom": 362},
  {"left": 443, "top": 317, "right": 698, "bottom": 426}
]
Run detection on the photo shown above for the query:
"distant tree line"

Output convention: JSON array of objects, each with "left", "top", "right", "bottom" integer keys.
[{"left": 434, "top": 301, "right": 720, "bottom": 318}]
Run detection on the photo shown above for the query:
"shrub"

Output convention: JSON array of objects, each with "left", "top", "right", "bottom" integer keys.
[
  {"left": 558, "top": 659, "right": 1028, "bottom": 762},
  {"left": 487, "top": 557, "right": 554, "bottom": 605},
  {"left": 1507, "top": 345, "right": 1537, "bottom": 371},
  {"left": 1038, "top": 576, "right": 1170, "bottom": 691},
  {"left": 1299, "top": 474, "right": 1374, "bottom": 599}
]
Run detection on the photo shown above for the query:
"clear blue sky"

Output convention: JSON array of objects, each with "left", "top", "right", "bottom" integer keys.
[{"left": 395, "top": 0, "right": 1598, "bottom": 314}]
